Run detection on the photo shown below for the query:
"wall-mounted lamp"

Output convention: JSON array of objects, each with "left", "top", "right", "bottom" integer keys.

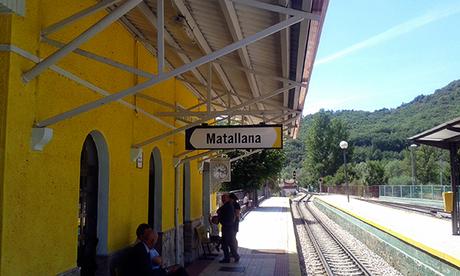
[
  {"left": 130, "top": 147, "right": 143, "bottom": 162},
  {"left": 31, "top": 127, "right": 53, "bottom": 151}
]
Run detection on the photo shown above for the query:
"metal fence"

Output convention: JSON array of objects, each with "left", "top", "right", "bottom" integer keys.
[
  {"left": 379, "top": 185, "right": 452, "bottom": 200},
  {"left": 326, "top": 185, "right": 380, "bottom": 198}
]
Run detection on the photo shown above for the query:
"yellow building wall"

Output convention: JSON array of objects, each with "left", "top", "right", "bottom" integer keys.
[
  {"left": 0, "top": 1, "right": 206, "bottom": 275},
  {"left": 0, "top": 13, "right": 13, "bottom": 276}
]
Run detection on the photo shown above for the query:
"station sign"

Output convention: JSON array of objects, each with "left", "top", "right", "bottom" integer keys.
[{"left": 185, "top": 124, "right": 283, "bottom": 150}]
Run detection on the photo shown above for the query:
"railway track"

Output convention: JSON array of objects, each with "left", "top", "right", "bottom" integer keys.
[
  {"left": 294, "top": 195, "right": 372, "bottom": 276},
  {"left": 357, "top": 198, "right": 451, "bottom": 219}
]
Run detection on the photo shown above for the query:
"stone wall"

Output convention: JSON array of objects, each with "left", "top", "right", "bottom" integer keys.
[{"left": 183, "top": 218, "right": 204, "bottom": 265}]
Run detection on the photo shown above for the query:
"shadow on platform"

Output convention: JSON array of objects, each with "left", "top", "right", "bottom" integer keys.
[
  {"left": 252, "top": 206, "right": 289, "bottom": 213},
  {"left": 185, "top": 246, "right": 295, "bottom": 276}
]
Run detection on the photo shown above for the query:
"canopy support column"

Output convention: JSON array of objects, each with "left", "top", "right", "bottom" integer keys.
[{"left": 449, "top": 143, "right": 460, "bottom": 235}]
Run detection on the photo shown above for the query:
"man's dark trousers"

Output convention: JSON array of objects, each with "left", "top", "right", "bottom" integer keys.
[{"left": 221, "top": 226, "right": 239, "bottom": 260}]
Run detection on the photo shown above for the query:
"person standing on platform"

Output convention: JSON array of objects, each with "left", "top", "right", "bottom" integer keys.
[
  {"left": 217, "top": 193, "right": 240, "bottom": 263},
  {"left": 229, "top": 193, "right": 241, "bottom": 248},
  {"left": 243, "top": 193, "right": 249, "bottom": 208}
]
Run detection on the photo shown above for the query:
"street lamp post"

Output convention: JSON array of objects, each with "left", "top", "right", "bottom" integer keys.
[
  {"left": 409, "top": 144, "right": 418, "bottom": 185},
  {"left": 339, "top": 140, "right": 349, "bottom": 202}
]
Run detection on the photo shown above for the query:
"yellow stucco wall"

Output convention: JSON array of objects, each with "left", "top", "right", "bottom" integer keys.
[
  {"left": 0, "top": 1, "right": 209, "bottom": 275},
  {"left": 0, "top": 13, "right": 13, "bottom": 276}
]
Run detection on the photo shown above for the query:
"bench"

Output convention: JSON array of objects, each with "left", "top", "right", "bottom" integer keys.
[{"left": 195, "top": 224, "right": 218, "bottom": 259}]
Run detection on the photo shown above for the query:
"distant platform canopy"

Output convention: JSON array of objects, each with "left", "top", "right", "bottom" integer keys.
[
  {"left": 409, "top": 117, "right": 460, "bottom": 235},
  {"left": 409, "top": 117, "right": 460, "bottom": 149}
]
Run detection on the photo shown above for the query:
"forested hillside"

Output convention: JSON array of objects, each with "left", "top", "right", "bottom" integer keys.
[
  {"left": 283, "top": 79, "right": 460, "bottom": 187},
  {"left": 299, "top": 79, "right": 460, "bottom": 161}
]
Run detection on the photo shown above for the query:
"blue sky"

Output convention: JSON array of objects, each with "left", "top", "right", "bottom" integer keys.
[{"left": 304, "top": 0, "right": 460, "bottom": 115}]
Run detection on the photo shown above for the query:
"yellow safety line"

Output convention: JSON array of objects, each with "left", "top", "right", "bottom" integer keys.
[{"left": 315, "top": 197, "right": 460, "bottom": 268}]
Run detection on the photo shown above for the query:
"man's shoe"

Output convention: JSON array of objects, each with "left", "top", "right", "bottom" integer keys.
[
  {"left": 234, "top": 256, "right": 240, "bottom": 263},
  {"left": 219, "top": 259, "right": 230, "bottom": 263}
]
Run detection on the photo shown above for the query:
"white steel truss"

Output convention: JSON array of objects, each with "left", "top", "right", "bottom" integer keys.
[
  {"left": 34, "top": 15, "right": 306, "bottom": 128},
  {"left": 132, "top": 84, "right": 299, "bottom": 148},
  {"left": 24, "top": 0, "right": 324, "bottom": 147}
]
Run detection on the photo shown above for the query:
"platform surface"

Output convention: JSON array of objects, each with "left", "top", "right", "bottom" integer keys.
[
  {"left": 317, "top": 194, "right": 460, "bottom": 267},
  {"left": 187, "top": 197, "right": 300, "bottom": 276}
]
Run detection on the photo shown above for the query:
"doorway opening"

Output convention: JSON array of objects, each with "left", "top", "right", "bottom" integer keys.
[
  {"left": 149, "top": 147, "right": 163, "bottom": 232},
  {"left": 77, "top": 131, "right": 109, "bottom": 275}
]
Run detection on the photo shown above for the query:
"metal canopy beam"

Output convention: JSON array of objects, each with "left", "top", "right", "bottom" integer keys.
[
  {"left": 177, "top": 76, "right": 300, "bottom": 113},
  {"left": 41, "top": 0, "right": 122, "bottom": 36},
  {"left": 136, "top": 3, "right": 227, "bottom": 107},
  {"left": 279, "top": 0, "right": 290, "bottom": 125},
  {"left": 137, "top": 93, "right": 179, "bottom": 110},
  {"left": 132, "top": 84, "right": 297, "bottom": 148},
  {"left": 219, "top": 0, "right": 264, "bottom": 110},
  {"left": 23, "top": 0, "right": 143, "bottom": 82},
  {"left": 154, "top": 110, "right": 300, "bottom": 117},
  {"left": 41, "top": 37, "right": 154, "bottom": 79},
  {"left": 35, "top": 15, "right": 304, "bottom": 127},
  {"left": 43, "top": 36, "right": 221, "bottom": 113},
  {"left": 157, "top": 0, "right": 164, "bottom": 73},
  {"left": 179, "top": 150, "right": 219, "bottom": 165},
  {"left": 231, "top": 0, "right": 321, "bottom": 21},
  {"left": 116, "top": 14, "right": 209, "bottom": 105},
  {"left": 215, "top": 59, "right": 306, "bottom": 88},
  {"left": 292, "top": 0, "right": 312, "bottom": 113},
  {"left": 230, "top": 149, "right": 263, "bottom": 163},
  {"left": 172, "top": 0, "right": 245, "bottom": 108}
]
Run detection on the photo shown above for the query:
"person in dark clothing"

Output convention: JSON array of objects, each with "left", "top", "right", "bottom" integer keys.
[
  {"left": 229, "top": 193, "right": 241, "bottom": 233},
  {"left": 125, "top": 224, "right": 188, "bottom": 276},
  {"left": 229, "top": 193, "right": 241, "bottom": 251},
  {"left": 125, "top": 224, "right": 161, "bottom": 276},
  {"left": 217, "top": 193, "right": 240, "bottom": 263}
]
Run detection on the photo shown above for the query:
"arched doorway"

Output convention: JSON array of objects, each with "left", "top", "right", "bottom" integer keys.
[
  {"left": 149, "top": 147, "right": 163, "bottom": 232},
  {"left": 77, "top": 131, "right": 109, "bottom": 275}
]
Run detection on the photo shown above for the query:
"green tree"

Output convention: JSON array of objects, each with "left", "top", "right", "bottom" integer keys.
[
  {"left": 281, "top": 139, "right": 305, "bottom": 180},
  {"left": 402, "top": 145, "right": 444, "bottom": 185},
  {"left": 365, "top": 160, "right": 387, "bottom": 185},
  {"left": 222, "top": 149, "right": 285, "bottom": 192},
  {"left": 302, "top": 110, "right": 350, "bottom": 188},
  {"left": 384, "top": 159, "right": 407, "bottom": 179}
]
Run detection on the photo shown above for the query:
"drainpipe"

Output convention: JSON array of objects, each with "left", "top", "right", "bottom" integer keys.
[{"left": 173, "top": 158, "right": 181, "bottom": 264}]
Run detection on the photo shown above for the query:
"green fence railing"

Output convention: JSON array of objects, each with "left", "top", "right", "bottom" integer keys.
[{"left": 379, "top": 185, "right": 452, "bottom": 200}]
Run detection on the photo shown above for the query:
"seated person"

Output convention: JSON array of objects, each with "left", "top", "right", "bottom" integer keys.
[
  {"left": 209, "top": 215, "right": 221, "bottom": 251},
  {"left": 128, "top": 223, "right": 188, "bottom": 276}
]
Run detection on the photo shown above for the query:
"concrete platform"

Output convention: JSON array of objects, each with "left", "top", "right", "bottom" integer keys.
[
  {"left": 186, "top": 197, "right": 301, "bottom": 276},
  {"left": 316, "top": 194, "right": 460, "bottom": 269}
]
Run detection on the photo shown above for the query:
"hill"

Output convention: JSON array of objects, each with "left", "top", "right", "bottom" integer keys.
[{"left": 298, "top": 79, "right": 460, "bottom": 162}]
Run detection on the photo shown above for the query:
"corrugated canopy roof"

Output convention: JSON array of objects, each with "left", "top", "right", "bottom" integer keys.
[
  {"left": 114, "top": 0, "right": 328, "bottom": 138},
  {"left": 409, "top": 117, "right": 460, "bottom": 149}
]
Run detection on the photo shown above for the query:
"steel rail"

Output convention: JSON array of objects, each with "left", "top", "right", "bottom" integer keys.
[
  {"left": 302, "top": 198, "right": 372, "bottom": 276},
  {"left": 356, "top": 198, "right": 451, "bottom": 219},
  {"left": 294, "top": 195, "right": 333, "bottom": 275}
]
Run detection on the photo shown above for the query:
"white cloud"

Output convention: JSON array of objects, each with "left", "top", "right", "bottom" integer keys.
[
  {"left": 316, "top": 5, "right": 460, "bottom": 65},
  {"left": 303, "top": 93, "right": 373, "bottom": 115}
]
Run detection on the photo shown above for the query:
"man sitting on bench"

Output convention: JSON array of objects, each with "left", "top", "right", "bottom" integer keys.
[{"left": 128, "top": 223, "right": 188, "bottom": 276}]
